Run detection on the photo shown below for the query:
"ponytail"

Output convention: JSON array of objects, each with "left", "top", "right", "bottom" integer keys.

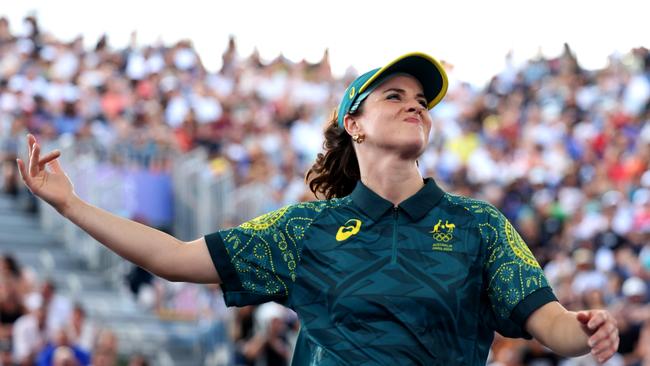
[{"left": 305, "top": 110, "right": 360, "bottom": 199}]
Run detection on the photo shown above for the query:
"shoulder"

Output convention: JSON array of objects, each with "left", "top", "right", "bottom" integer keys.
[
  {"left": 440, "top": 193, "right": 509, "bottom": 246},
  {"left": 441, "top": 193, "right": 502, "bottom": 222},
  {"left": 289, "top": 196, "right": 352, "bottom": 217},
  {"left": 236, "top": 197, "right": 351, "bottom": 232}
]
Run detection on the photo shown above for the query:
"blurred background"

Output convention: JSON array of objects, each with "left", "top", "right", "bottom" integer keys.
[{"left": 0, "top": 2, "right": 649, "bottom": 365}]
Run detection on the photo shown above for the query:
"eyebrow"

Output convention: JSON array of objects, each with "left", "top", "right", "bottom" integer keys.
[{"left": 382, "top": 88, "right": 425, "bottom": 99}]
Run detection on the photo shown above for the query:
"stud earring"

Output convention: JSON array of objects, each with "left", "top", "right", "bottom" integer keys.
[{"left": 352, "top": 134, "right": 365, "bottom": 144}]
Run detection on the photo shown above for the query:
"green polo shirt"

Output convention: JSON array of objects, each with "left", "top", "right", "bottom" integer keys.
[{"left": 205, "top": 178, "right": 556, "bottom": 365}]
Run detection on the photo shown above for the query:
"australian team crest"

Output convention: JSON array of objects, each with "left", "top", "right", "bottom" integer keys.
[{"left": 430, "top": 219, "right": 456, "bottom": 251}]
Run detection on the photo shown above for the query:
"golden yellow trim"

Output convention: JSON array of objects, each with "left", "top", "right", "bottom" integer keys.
[
  {"left": 349, "top": 86, "right": 356, "bottom": 99},
  {"left": 358, "top": 52, "right": 449, "bottom": 110},
  {"left": 240, "top": 206, "right": 290, "bottom": 231},
  {"left": 504, "top": 220, "right": 540, "bottom": 268}
]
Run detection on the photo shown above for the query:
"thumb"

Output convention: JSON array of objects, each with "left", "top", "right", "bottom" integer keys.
[{"left": 576, "top": 311, "right": 591, "bottom": 324}]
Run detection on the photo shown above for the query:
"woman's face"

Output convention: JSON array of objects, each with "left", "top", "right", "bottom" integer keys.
[{"left": 348, "top": 74, "right": 432, "bottom": 158}]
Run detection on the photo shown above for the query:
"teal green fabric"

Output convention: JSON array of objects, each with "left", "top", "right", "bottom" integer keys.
[
  {"left": 205, "top": 179, "right": 557, "bottom": 365},
  {"left": 337, "top": 68, "right": 380, "bottom": 128}
]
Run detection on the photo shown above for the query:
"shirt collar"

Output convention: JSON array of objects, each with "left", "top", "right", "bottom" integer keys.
[{"left": 349, "top": 178, "right": 445, "bottom": 221}]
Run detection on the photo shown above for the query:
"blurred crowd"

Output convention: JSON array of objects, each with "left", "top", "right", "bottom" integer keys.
[
  {"left": 0, "top": 253, "right": 148, "bottom": 366},
  {"left": 0, "top": 14, "right": 648, "bottom": 366}
]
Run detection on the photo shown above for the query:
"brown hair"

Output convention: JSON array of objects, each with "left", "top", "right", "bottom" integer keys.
[{"left": 305, "top": 109, "right": 360, "bottom": 199}]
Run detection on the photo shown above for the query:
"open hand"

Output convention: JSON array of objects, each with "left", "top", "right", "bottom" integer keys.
[
  {"left": 577, "top": 310, "right": 619, "bottom": 363},
  {"left": 16, "top": 134, "right": 74, "bottom": 214}
]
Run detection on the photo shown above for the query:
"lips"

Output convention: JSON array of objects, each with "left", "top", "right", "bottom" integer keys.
[{"left": 404, "top": 117, "right": 421, "bottom": 123}]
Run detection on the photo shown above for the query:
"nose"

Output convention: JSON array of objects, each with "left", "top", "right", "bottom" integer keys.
[{"left": 406, "top": 101, "right": 425, "bottom": 114}]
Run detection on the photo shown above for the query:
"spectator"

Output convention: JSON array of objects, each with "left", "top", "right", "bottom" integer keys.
[
  {"left": 610, "top": 277, "right": 650, "bottom": 364},
  {"left": 571, "top": 248, "right": 608, "bottom": 296},
  {"left": 127, "top": 353, "right": 149, "bottom": 366},
  {"left": 12, "top": 294, "right": 48, "bottom": 366},
  {"left": 252, "top": 302, "right": 294, "bottom": 366},
  {"left": 231, "top": 305, "right": 256, "bottom": 366},
  {"left": 38, "top": 280, "right": 71, "bottom": 335},
  {"left": 2, "top": 15, "right": 649, "bottom": 365},
  {"left": 0, "top": 279, "right": 25, "bottom": 341},
  {"left": 0, "top": 254, "right": 32, "bottom": 295},
  {"left": 90, "top": 329, "right": 118, "bottom": 366},
  {"left": 36, "top": 328, "right": 90, "bottom": 366},
  {"left": 51, "top": 346, "right": 78, "bottom": 366},
  {"left": 64, "top": 303, "right": 95, "bottom": 353}
]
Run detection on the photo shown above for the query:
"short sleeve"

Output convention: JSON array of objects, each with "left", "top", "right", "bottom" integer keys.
[
  {"left": 205, "top": 201, "right": 325, "bottom": 307},
  {"left": 479, "top": 205, "right": 557, "bottom": 334}
]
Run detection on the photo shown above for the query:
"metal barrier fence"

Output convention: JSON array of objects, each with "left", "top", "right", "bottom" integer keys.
[
  {"left": 35, "top": 136, "right": 241, "bottom": 273},
  {"left": 32, "top": 136, "right": 241, "bottom": 365},
  {"left": 33, "top": 135, "right": 281, "bottom": 285},
  {"left": 172, "top": 148, "right": 235, "bottom": 241}
]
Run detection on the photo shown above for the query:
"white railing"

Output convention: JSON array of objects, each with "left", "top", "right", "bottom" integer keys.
[
  {"left": 36, "top": 137, "right": 235, "bottom": 280},
  {"left": 171, "top": 149, "right": 234, "bottom": 241},
  {"left": 32, "top": 136, "right": 237, "bottom": 364}
]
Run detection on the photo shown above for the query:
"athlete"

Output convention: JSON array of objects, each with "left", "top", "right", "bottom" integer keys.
[{"left": 17, "top": 52, "right": 618, "bottom": 365}]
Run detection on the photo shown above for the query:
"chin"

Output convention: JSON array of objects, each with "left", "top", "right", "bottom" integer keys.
[
  {"left": 378, "top": 132, "right": 428, "bottom": 157},
  {"left": 398, "top": 138, "right": 427, "bottom": 158}
]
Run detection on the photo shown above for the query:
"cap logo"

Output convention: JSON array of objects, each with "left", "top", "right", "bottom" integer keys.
[{"left": 349, "top": 87, "right": 355, "bottom": 99}]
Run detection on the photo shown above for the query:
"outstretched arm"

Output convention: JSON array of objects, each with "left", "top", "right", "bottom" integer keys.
[
  {"left": 17, "top": 134, "right": 220, "bottom": 284},
  {"left": 526, "top": 301, "right": 619, "bottom": 363}
]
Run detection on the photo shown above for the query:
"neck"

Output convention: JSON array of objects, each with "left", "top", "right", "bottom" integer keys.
[{"left": 357, "top": 152, "right": 424, "bottom": 206}]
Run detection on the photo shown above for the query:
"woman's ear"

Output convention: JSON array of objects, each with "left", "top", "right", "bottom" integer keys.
[{"left": 343, "top": 114, "right": 362, "bottom": 135}]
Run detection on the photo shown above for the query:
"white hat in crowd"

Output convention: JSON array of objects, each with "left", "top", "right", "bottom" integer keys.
[{"left": 622, "top": 276, "right": 647, "bottom": 297}]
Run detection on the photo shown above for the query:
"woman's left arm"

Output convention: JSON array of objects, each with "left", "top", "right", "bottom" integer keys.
[{"left": 526, "top": 301, "right": 619, "bottom": 363}]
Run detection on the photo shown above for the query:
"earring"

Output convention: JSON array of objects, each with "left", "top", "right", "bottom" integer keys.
[{"left": 352, "top": 134, "right": 365, "bottom": 144}]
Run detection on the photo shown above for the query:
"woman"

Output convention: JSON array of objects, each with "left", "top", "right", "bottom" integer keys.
[{"left": 17, "top": 52, "right": 618, "bottom": 365}]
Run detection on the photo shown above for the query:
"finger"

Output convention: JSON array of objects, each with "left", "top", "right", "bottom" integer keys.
[
  {"left": 16, "top": 159, "right": 30, "bottom": 184},
  {"left": 589, "top": 321, "right": 616, "bottom": 346},
  {"left": 591, "top": 328, "right": 619, "bottom": 360},
  {"left": 587, "top": 312, "right": 606, "bottom": 330},
  {"left": 27, "top": 134, "right": 37, "bottom": 158},
  {"left": 26, "top": 134, "right": 35, "bottom": 163},
  {"left": 28, "top": 143, "right": 40, "bottom": 177},
  {"left": 48, "top": 158, "right": 64, "bottom": 174},
  {"left": 596, "top": 352, "right": 613, "bottom": 364},
  {"left": 592, "top": 336, "right": 614, "bottom": 354},
  {"left": 38, "top": 150, "right": 61, "bottom": 169},
  {"left": 27, "top": 134, "right": 35, "bottom": 150},
  {"left": 592, "top": 343, "right": 615, "bottom": 364},
  {"left": 576, "top": 311, "right": 591, "bottom": 324}
]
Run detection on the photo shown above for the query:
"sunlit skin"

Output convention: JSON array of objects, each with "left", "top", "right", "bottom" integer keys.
[
  {"left": 343, "top": 74, "right": 432, "bottom": 205},
  {"left": 345, "top": 74, "right": 432, "bottom": 160}
]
